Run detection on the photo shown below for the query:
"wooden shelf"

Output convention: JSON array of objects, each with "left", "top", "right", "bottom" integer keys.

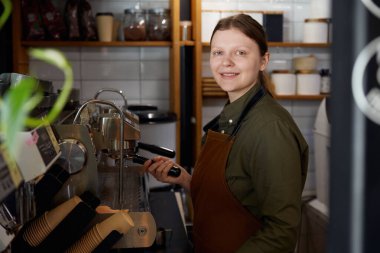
[
  {"left": 179, "top": 40, "right": 195, "bottom": 46},
  {"left": 202, "top": 42, "right": 331, "bottom": 48},
  {"left": 203, "top": 93, "right": 327, "bottom": 100},
  {"left": 274, "top": 94, "right": 327, "bottom": 100},
  {"left": 202, "top": 78, "right": 327, "bottom": 100},
  {"left": 21, "top": 41, "right": 172, "bottom": 47}
]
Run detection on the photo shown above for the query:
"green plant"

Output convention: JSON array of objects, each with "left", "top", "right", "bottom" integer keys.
[
  {"left": 0, "top": 0, "right": 73, "bottom": 155},
  {"left": 0, "top": 0, "right": 11, "bottom": 30}
]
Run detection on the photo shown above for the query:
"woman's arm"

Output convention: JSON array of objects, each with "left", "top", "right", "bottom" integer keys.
[{"left": 143, "top": 157, "right": 192, "bottom": 191}]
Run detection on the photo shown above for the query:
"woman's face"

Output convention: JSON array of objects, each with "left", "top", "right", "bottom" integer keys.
[{"left": 210, "top": 28, "right": 269, "bottom": 102}]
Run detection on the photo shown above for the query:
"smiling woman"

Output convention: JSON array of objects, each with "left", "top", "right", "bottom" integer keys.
[{"left": 144, "top": 13, "right": 309, "bottom": 253}]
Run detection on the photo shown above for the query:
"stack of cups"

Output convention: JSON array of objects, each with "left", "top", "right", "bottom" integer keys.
[
  {"left": 23, "top": 196, "right": 82, "bottom": 246},
  {"left": 66, "top": 211, "right": 134, "bottom": 253}
]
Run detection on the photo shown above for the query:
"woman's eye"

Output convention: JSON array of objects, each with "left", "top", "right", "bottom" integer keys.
[
  {"left": 212, "top": 50, "right": 223, "bottom": 56},
  {"left": 236, "top": 50, "right": 246, "bottom": 56}
]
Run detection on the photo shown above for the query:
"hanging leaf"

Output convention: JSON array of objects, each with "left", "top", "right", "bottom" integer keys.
[
  {"left": 25, "top": 48, "right": 73, "bottom": 127},
  {"left": 0, "top": 48, "right": 73, "bottom": 155},
  {"left": 0, "top": 0, "right": 12, "bottom": 29},
  {"left": 0, "top": 77, "right": 42, "bottom": 154}
]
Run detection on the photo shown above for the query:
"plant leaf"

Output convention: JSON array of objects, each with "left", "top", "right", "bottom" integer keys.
[
  {"left": 25, "top": 48, "right": 73, "bottom": 127},
  {"left": 0, "top": 0, "right": 12, "bottom": 30},
  {"left": 0, "top": 77, "right": 42, "bottom": 154}
]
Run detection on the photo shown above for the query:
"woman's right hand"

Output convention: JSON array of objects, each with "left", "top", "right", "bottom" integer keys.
[{"left": 143, "top": 156, "right": 191, "bottom": 191}]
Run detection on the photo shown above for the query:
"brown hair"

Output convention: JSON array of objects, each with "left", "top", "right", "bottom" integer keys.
[{"left": 210, "top": 14, "right": 273, "bottom": 95}]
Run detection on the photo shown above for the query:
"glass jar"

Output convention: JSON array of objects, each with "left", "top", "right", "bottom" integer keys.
[
  {"left": 123, "top": 9, "right": 147, "bottom": 41},
  {"left": 147, "top": 8, "right": 171, "bottom": 41}
]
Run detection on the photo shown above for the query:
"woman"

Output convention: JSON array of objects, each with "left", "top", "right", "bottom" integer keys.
[{"left": 144, "top": 14, "right": 309, "bottom": 253}]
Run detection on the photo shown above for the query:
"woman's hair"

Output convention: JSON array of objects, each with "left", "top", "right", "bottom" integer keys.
[{"left": 210, "top": 14, "right": 273, "bottom": 95}]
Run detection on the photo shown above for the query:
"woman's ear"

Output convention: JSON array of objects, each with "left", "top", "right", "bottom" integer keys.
[{"left": 259, "top": 52, "right": 270, "bottom": 71}]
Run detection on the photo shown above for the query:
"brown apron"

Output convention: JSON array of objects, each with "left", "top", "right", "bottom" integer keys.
[{"left": 190, "top": 86, "right": 265, "bottom": 253}]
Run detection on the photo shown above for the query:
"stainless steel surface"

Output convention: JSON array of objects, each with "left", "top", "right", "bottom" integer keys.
[
  {"left": 59, "top": 139, "right": 87, "bottom": 174},
  {"left": 15, "top": 182, "right": 36, "bottom": 225},
  {"left": 96, "top": 164, "right": 156, "bottom": 248},
  {"left": 73, "top": 99, "right": 125, "bottom": 204},
  {"left": 97, "top": 113, "right": 140, "bottom": 155},
  {"left": 92, "top": 211, "right": 156, "bottom": 248},
  {"left": 53, "top": 124, "right": 98, "bottom": 205},
  {"left": 98, "top": 164, "right": 148, "bottom": 211},
  {"left": 72, "top": 96, "right": 157, "bottom": 248},
  {"left": 94, "top": 88, "right": 128, "bottom": 109},
  {"left": 0, "top": 204, "right": 17, "bottom": 233}
]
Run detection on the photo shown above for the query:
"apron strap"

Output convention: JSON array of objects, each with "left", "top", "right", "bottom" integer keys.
[
  {"left": 231, "top": 86, "right": 266, "bottom": 137},
  {"left": 203, "top": 85, "right": 266, "bottom": 136}
]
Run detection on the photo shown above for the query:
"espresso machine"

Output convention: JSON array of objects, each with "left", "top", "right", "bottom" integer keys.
[{"left": 70, "top": 88, "right": 180, "bottom": 248}]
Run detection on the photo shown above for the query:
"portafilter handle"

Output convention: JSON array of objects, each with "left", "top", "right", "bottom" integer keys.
[
  {"left": 132, "top": 154, "right": 181, "bottom": 178},
  {"left": 137, "top": 142, "right": 176, "bottom": 158}
]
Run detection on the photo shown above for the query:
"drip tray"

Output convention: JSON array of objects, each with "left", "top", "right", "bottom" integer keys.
[{"left": 96, "top": 165, "right": 156, "bottom": 248}]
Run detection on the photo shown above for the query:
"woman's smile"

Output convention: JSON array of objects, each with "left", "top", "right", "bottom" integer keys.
[{"left": 219, "top": 72, "right": 240, "bottom": 79}]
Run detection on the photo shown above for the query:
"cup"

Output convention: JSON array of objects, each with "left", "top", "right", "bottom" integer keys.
[
  {"left": 45, "top": 196, "right": 82, "bottom": 230},
  {"left": 23, "top": 212, "right": 51, "bottom": 246},
  {"left": 96, "top": 13, "right": 114, "bottom": 42},
  {"left": 65, "top": 225, "right": 103, "bottom": 253},
  {"left": 23, "top": 196, "right": 82, "bottom": 247},
  {"left": 96, "top": 212, "right": 135, "bottom": 239}
]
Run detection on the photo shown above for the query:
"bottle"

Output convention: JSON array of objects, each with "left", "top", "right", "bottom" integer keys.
[{"left": 320, "top": 69, "right": 331, "bottom": 94}]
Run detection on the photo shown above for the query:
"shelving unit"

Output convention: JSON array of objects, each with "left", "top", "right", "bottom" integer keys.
[
  {"left": 11, "top": 0, "right": 202, "bottom": 162},
  {"left": 202, "top": 42, "right": 332, "bottom": 48},
  {"left": 22, "top": 41, "right": 173, "bottom": 47},
  {"left": 201, "top": 77, "right": 328, "bottom": 100}
]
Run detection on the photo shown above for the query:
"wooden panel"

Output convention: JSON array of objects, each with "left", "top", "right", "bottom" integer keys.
[
  {"left": 12, "top": 0, "right": 28, "bottom": 74},
  {"left": 202, "top": 42, "right": 332, "bottom": 48},
  {"left": 201, "top": 78, "right": 327, "bottom": 100},
  {"left": 170, "top": 0, "right": 181, "bottom": 162},
  {"left": 179, "top": 41, "right": 195, "bottom": 46},
  {"left": 22, "top": 41, "right": 172, "bottom": 47},
  {"left": 192, "top": 0, "right": 203, "bottom": 160}
]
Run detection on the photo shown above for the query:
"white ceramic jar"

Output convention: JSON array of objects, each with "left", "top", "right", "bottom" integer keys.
[
  {"left": 310, "top": 0, "right": 332, "bottom": 19},
  {"left": 303, "top": 18, "right": 329, "bottom": 43},
  {"left": 271, "top": 70, "right": 296, "bottom": 95},
  {"left": 293, "top": 55, "right": 318, "bottom": 71},
  {"left": 296, "top": 70, "right": 321, "bottom": 95}
]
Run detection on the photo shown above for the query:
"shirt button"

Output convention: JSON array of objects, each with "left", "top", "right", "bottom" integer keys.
[
  {"left": 221, "top": 130, "right": 225, "bottom": 134},
  {"left": 228, "top": 119, "right": 233, "bottom": 124}
]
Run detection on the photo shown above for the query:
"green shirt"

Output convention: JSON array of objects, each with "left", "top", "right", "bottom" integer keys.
[{"left": 213, "top": 84, "right": 309, "bottom": 253}]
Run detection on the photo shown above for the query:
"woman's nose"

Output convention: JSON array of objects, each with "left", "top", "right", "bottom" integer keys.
[{"left": 222, "top": 55, "right": 234, "bottom": 67}]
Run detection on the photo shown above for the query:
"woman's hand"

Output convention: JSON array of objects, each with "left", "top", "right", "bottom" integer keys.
[{"left": 143, "top": 156, "right": 191, "bottom": 191}]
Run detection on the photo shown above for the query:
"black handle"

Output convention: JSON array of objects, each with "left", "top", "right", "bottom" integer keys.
[
  {"left": 132, "top": 155, "right": 181, "bottom": 177},
  {"left": 137, "top": 142, "right": 176, "bottom": 158}
]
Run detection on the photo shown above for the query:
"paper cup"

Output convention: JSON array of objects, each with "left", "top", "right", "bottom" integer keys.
[{"left": 96, "top": 212, "right": 135, "bottom": 239}]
